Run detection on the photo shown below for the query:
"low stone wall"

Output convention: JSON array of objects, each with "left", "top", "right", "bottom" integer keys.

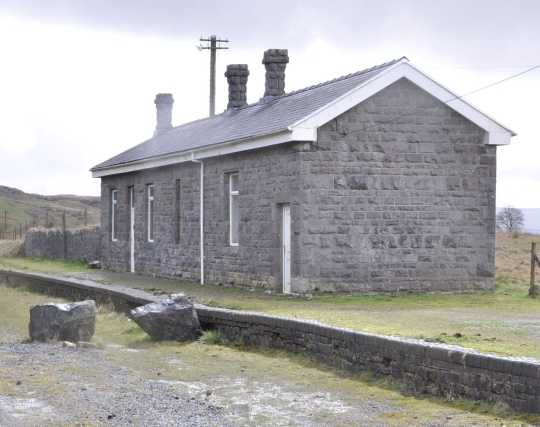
[
  {"left": 0, "top": 269, "right": 156, "bottom": 314},
  {"left": 197, "top": 307, "right": 540, "bottom": 414},
  {"left": 1, "top": 268, "right": 539, "bottom": 414},
  {"left": 24, "top": 226, "right": 101, "bottom": 262}
]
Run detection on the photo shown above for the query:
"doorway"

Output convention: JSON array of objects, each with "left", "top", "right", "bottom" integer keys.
[{"left": 282, "top": 203, "right": 291, "bottom": 294}]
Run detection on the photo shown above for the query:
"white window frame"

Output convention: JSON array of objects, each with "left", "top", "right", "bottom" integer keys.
[
  {"left": 229, "top": 173, "right": 239, "bottom": 246},
  {"left": 111, "top": 189, "right": 117, "bottom": 242},
  {"left": 147, "top": 185, "right": 154, "bottom": 242}
]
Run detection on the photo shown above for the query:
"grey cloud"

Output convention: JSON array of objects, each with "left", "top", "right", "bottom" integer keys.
[{"left": 2, "top": 0, "right": 538, "bottom": 62}]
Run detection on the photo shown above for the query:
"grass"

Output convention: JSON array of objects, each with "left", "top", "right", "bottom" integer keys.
[
  {"left": 0, "top": 257, "right": 88, "bottom": 274},
  {"left": 0, "top": 240, "right": 24, "bottom": 258},
  {"left": 0, "top": 232, "right": 538, "bottom": 360},
  {"left": 1, "top": 284, "right": 539, "bottom": 426}
]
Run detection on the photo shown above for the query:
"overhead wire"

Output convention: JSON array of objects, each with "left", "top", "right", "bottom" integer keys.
[
  {"left": 0, "top": 143, "right": 88, "bottom": 180},
  {"left": 422, "top": 65, "right": 536, "bottom": 69},
  {"left": 336, "top": 64, "right": 540, "bottom": 137},
  {"left": 4, "top": 63, "right": 539, "bottom": 170}
]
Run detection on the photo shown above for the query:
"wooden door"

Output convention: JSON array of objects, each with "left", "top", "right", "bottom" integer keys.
[{"left": 282, "top": 204, "right": 291, "bottom": 294}]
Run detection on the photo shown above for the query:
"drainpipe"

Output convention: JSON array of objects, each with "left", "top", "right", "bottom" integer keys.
[{"left": 191, "top": 152, "right": 204, "bottom": 284}]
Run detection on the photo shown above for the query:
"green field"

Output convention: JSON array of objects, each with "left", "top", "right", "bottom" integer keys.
[
  {"left": 0, "top": 232, "right": 538, "bottom": 360},
  {"left": 0, "top": 185, "right": 100, "bottom": 236},
  {"left": 1, "top": 283, "right": 537, "bottom": 426}
]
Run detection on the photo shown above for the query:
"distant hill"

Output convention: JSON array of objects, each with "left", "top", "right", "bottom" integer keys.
[{"left": 0, "top": 185, "right": 100, "bottom": 235}]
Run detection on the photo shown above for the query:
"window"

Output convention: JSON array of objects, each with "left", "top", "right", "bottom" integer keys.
[
  {"left": 174, "top": 179, "right": 181, "bottom": 244},
  {"left": 111, "top": 189, "right": 118, "bottom": 241},
  {"left": 147, "top": 185, "right": 154, "bottom": 242},
  {"left": 229, "top": 173, "right": 239, "bottom": 246}
]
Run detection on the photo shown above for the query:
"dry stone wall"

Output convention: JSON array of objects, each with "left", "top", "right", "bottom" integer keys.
[
  {"left": 197, "top": 305, "right": 540, "bottom": 414},
  {"left": 24, "top": 226, "right": 101, "bottom": 262},
  {"left": 1, "top": 269, "right": 538, "bottom": 414}
]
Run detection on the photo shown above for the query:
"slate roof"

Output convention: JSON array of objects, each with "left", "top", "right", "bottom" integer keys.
[{"left": 92, "top": 57, "right": 406, "bottom": 171}]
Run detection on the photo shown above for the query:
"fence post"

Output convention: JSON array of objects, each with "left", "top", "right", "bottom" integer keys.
[
  {"left": 531, "top": 242, "right": 538, "bottom": 296},
  {"left": 62, "top": 211, "right": 67, "bottom": 259}
]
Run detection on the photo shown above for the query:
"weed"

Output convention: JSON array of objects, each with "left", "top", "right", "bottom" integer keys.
[{"left": 198, "top": 329, "right": 228, "bottom": 345}]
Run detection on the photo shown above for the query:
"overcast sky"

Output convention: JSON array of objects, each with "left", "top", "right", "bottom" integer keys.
[{"left": 0, "top": 0, "right": 538, "bottom": 208}]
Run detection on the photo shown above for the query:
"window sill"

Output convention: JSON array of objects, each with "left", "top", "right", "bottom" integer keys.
[{"left": 223, "top": 246, "right": 240, "bottom": 255}]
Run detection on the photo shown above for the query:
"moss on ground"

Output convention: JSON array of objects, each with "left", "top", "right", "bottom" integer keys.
[
  {"left": 1, "top": 284, "right": 539, "bottom": 425},
  {"left": 0, "top": 232, "right": 538, "bottom": 359}
]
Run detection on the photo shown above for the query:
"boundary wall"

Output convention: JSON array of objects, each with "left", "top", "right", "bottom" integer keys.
[
  {"left": 0, "top": 268, "right": 538, "bottom": 414},
  {"left": 24, "top": 226, "right": 101, "bottom": 262}
]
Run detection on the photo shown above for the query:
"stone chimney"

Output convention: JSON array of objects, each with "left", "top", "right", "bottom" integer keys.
[
  {"left": 262, "top": 49, "right": 289, "bottom": 98},
  {"left": 153, "top": 93, "right": 174, "bottom": 137},
  {"left": 224, "top": 64, "right": 249, "bottom": 109}
]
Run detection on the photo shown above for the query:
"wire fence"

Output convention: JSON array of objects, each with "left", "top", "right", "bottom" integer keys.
[
  {"left": 0, "top": 223, "right": 29, "bottom": 240},
  {"left": 0, "top": 209, "right": 91, "bottom": 241}
]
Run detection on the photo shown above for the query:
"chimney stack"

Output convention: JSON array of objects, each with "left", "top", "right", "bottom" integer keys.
[
  {"left": 225, "top": 64, "right": 249, "bottom": 109},
  {"left": 262, "top": 49, "right": 289, "bottom": 98},
  {"left": 153, "top": 93, "right": 174, "bottom": 137}
]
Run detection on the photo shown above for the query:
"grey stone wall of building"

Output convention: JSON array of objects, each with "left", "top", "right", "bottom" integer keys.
[
  {"left": 296, "top": 79, "right": 496, "bottom": 292},
  {"left": 99, "top": 77, "right": 496, "bottom": 293},
  {"left": 100, "top": 144, "right": 300, "bottom": 291},
  {"left": 24, "top": 226, "right": 101, "bottom": 262},
  {"left": 1, "top": 269, "right": 537, "bottom": 414}
]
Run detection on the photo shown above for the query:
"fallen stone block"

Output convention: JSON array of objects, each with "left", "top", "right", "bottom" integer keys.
[
  {"left": 130, "top": 294, "right": 200, "bottom": 341},
  {"left": 87, "top": 261, "right": 102, "bottom": 269},
  {"left": 29, "top": 300, "right": 96, "bottom": 342}
]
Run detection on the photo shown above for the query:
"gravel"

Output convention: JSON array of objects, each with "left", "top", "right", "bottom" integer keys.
[{"left": 0, "top": 342, "right": 233, "bottom": 427}]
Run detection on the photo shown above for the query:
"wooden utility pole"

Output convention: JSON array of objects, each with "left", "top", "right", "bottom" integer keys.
[
  {"left": 62, "top": 210, "right": 66, "bottom": 259},
  {"left": 3, "top": 210, "right": 6, "bottom": 235},
  {"left": 198, "top": 35, "right": 229, "bottom": 116},
  {"left": 531, "top": 242, "right": 540, "bottom": 296}
]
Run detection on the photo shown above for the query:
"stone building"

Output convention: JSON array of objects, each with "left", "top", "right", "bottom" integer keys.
[{"left": 91, "top": 51, "right": 515, "bottom": 293}]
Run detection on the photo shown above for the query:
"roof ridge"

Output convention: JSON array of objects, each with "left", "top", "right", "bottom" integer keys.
[
  {"left": 265, "top": 56, "right": 407, "bottom": 102},
  {"left": 162, "top": 57, "right": 407, "bottom": 133}
]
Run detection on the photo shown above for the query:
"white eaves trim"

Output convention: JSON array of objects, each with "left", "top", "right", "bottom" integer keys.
[
  {"left": 91, "top": 129, "right": 300, "bottom": 178},
  {"left": 289, "top": 58, "right": 516, "bottom": 146},
  {"left": 93, "top": 59, "right": 516, "bottom": 178}
]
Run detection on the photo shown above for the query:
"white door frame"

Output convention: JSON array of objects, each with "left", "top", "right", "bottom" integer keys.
[
  {"left": 282, "top": 204, "right": 291, "bottom": 294},
  {"left": 130, "top": 187, "right": 135, "bottom": 273}
]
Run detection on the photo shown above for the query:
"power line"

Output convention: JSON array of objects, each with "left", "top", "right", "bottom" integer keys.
[
  {"left": 423, "top": 65, "right": 537, "bottom": 69},
  {"left": 4, "top": 61, "right": 539, "bottom": 178},
  {"left": 338, "top": 64, "right": 540, "bottom": 137},
  {"left": 0, "top": 145, "right": 87, "bottom": 180},
  {"left": 444, "top": 65, "right": 540, "bottom": 102}
]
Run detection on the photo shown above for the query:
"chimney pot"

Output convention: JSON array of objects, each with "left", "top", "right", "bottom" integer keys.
[
  {"left": 153, "top": 93, "right": 174, "bottom": 137},
  {"left": 225, "top": 64, "right": 249, "bottom": 109},
  {"left": 262, "top": 49, "right": 289, "bottom": 98}
]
